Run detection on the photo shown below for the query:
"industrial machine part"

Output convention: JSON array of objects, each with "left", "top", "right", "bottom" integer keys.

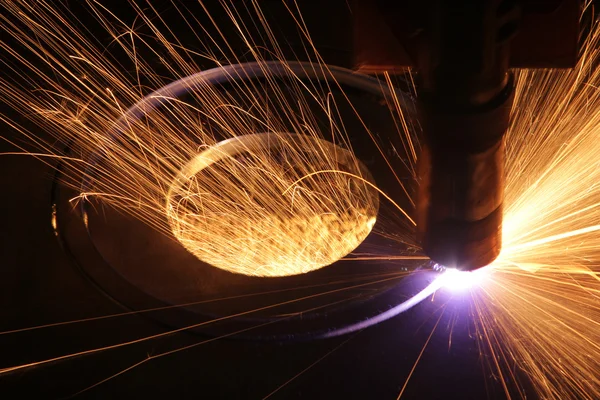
[{"left": 352, "top": 0, "right": 581, "bottom": 270}]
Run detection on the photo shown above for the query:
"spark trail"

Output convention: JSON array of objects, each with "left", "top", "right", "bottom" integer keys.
[
  {"left": 0, "top": 0, "right": 402, "bottom": 278},
  {"left": 446, "top": 14, "right": 600, "bottom": 399},
  {"left": 1, "top": 1, "right": 600, "bottom": 399}
]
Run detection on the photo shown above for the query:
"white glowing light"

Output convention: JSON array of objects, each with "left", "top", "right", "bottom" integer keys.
[{"left": 437, "top": 268, "right": 485, "bottom": 291}]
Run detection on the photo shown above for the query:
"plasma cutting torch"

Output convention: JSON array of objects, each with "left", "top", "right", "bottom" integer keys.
[{"left": 352, "top": 0, "right": 582, "bottom": 270}]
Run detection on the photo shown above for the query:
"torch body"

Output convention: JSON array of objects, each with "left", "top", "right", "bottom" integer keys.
[
  {"left": 351, "top": 0, "right": 580, "bottom": 270},
  {"left": 415, "top": 1, "right": 516, "bottom": 270}
]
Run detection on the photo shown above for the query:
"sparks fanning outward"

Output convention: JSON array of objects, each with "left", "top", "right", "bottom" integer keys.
[
  {"left": 467, "top": 23, "right": 600, "bottom": 398},
  {"left": 1, "top": 1, "right": 600, "bottom": 398}
]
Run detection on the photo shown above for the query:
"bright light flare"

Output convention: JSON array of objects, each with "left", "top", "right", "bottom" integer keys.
[{"left": 435, "top": 266, "right": 487, "bottom": 291}]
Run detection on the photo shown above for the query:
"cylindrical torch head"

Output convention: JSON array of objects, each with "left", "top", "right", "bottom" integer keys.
[
  {"left": 417, "top": 140, "right": 504, "bottom": 270},
  {"left": 416, "top": 76, "right": 513, "bottom": 271}
]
